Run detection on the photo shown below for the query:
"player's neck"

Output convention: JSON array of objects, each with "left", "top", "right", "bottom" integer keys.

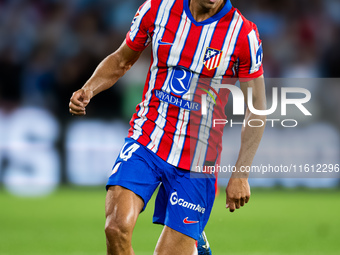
[{"left": 189, "top": 0, "right": 226, "bottom": 22}]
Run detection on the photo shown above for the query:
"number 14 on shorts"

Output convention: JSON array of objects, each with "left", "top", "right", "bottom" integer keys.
[{"left": 120, "top": 143, "right": 140, "bottom": 161}]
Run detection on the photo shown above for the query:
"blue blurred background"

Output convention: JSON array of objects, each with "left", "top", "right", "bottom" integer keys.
[{"left": 0, "top": 0, "right": 339, "bottom": 196}]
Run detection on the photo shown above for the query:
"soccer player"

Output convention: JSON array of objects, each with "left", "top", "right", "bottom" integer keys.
[{"left": 69, "top": 0, "right": 266, "bottom": 254}]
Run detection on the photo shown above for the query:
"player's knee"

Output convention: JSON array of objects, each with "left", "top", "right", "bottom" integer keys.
[{"left": 105, "top": 216, "right": 132, "bottom": 243}]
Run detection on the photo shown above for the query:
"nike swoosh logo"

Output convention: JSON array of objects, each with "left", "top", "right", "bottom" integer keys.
[
  {"left": 157, "top": 39, "right": 173, "bottom": 46},
  {"left": 183, "top": 217, "right": 199, "bottom": 224}
]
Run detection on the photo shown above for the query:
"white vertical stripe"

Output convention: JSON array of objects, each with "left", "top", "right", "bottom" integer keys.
[
  {"left": 129, "top": 0, "right": 152, "bottom": 41},
  {"left": 147, "top": 10, "right": 192, "bottom": 152},
  {"left": 167, "top": 73, "right": 197, "bottom": 165},
  {"left": 248, "top": 29, "right": 261, "bottom": 74},
  {"left": 131, "top": 0, "right": 176, "bottom": 140},
  {"left": 216, "top": 12, "right": 243, "bottom": 76},
  {"left": 201, "top": 94, "right": 207, "bottom": 115},
  {"left": 213, "top": 55, "right": 219, "bottom": 69},
  {"left": 168, "top": 21, "right": 219, "bottom": 166},
  {"left": 191, "top": 12, "right": 243, "bottom": 170},
  {"left": 191, "top": 21, "right": 218, "bottom": 72},
  {"left": 211, "top": 56, "right": 216, "bottom": 69},
  {"left": 207, "top": 58, "right": 212, "bottom": 69}
]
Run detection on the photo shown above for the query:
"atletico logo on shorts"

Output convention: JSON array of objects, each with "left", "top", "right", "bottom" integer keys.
[{"left": 203, "top": 47, "right": 223, "bottom": 70}]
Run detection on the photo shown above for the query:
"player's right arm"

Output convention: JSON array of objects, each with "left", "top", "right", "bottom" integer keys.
[
  {"left": 69, "top": 40, "right": 142, "bottom": 116},
  {"left": 70, "top": 0, "right": 154, "bottom": 115}
]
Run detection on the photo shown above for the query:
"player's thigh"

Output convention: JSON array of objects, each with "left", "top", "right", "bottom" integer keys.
[
  {"left": 154, "top": 226, "right": 197, "bottom": 255},
  {"left": 107, "top": 138, "right": 161, "bottom": 212},
  {"left": 105, "top": 185, "right": 144, "bottom": 233}
]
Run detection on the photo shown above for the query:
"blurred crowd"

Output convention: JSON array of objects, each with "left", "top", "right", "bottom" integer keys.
[
  {"left": 0, "top": 0, "right": 141, "bottom": 118},
  {"left": 0, "top": 0, "right": 339, "bottom": 120},
  {"left": 238, "top": 0, "right": 340, "bottom": 78}
]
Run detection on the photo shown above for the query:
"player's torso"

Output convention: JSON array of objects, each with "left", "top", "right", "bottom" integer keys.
[
  {"left": 129, "top": 0, "right": 247, "bottom": 169},
  {"left": 150, "top": 0, "right": 243, "bottom": 81}
]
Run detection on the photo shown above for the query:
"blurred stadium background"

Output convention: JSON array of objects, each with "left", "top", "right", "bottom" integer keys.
[{"left": 0, "top": 0, "right": 339, "bottom": 254}]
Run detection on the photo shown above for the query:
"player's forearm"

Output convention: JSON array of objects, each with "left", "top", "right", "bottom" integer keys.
[
  {"left": 81, "top": 41, "right": 141, "bottom": 97},
  {"left": 81, "top": 54, "right": 128, "bottom": 97},
  {"left": 232, "top": 109, "right": 266, "bottom": 178}
]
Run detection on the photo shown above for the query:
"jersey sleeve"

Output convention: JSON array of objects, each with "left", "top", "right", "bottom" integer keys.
[
  {"left": 126, "top": 0, "right": 154, "bottom": 52},
  {"left": 237, "top": 22, "right": 264, "bottom": 81}
]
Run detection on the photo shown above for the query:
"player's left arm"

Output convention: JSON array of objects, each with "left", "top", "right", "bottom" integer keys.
[{"left": 226, "top": 75, "right": 267, "bottom": 212}]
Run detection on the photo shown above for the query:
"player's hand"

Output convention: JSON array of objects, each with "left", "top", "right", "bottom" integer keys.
[
  {"left": 226, "top": 178, "right": 250, "bottom": 213},
  {"left": 69, "top": 89, "right": 93, "bottom": 116}
]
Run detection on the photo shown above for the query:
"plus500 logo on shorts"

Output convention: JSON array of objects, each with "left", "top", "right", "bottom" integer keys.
[{"left": 170, "top": 191, "right": 205, "bottom": 214}]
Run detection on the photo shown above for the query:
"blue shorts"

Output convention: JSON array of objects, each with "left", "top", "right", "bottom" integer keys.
[{"left": 106, "top": 138, "right": 216, "bottom": 240}]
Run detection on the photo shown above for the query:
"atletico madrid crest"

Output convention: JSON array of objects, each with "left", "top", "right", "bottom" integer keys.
[{"left": 203, "top": 47, "right": 223, "bottom": 70}]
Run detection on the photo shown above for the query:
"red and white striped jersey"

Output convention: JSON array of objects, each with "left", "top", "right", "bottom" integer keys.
[{"left": 126, "top": 0, "right": 263, "bottom": 171}]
